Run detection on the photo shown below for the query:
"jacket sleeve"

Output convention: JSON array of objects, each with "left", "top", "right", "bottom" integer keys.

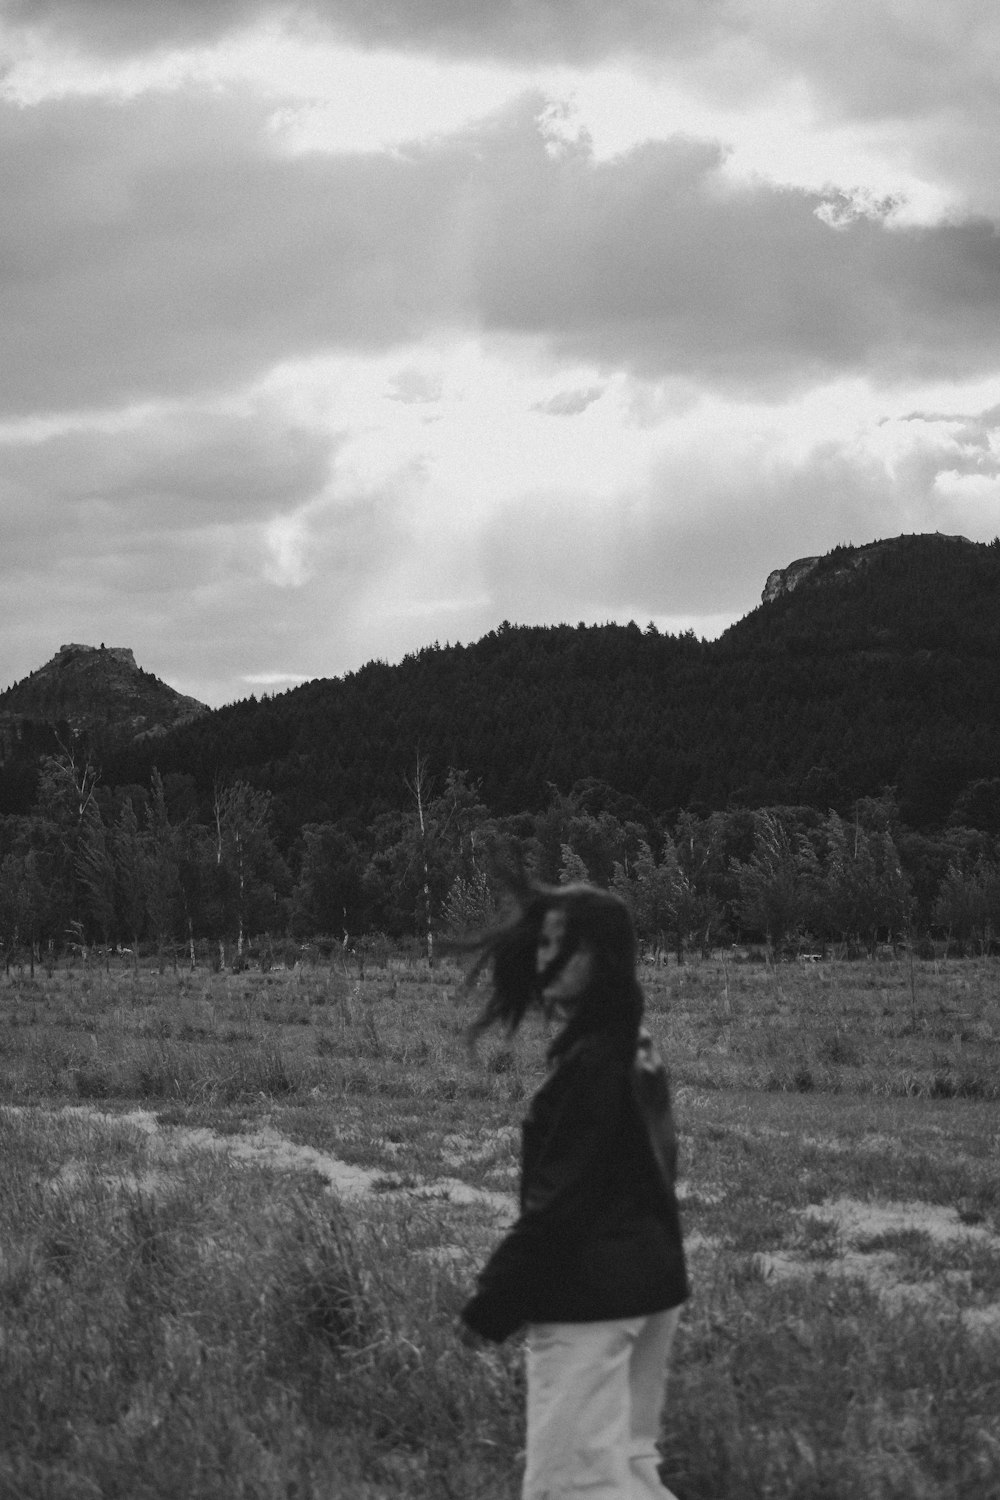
[
  {"left": 461, "top": 1039, "right": 623, "bottom": 1343},
  {"left": 632, "top": 1028, "right": 679, "bottom": 1190}
]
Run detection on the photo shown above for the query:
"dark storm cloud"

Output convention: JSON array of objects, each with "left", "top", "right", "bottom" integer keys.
[{"left": 4, "top": 88, "right": 1000, "bottom": 422}]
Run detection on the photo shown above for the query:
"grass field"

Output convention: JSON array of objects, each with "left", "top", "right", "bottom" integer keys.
[{"left": 1, "top": 953, "right": 998, "bottom": 1498}]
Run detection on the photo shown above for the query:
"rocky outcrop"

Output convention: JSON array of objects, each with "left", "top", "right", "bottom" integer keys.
[
  {"left": 761, "top": 555, "right": 823, "bottom": 603},
  {"left": 761, "top": 535, "right": 975, "bottom": 606},
  {"left": 58, "top": 643, "right": 137, "bottom": 670},
  {"left": 0, "top": 643, "right": 207, "bottom": 745}
]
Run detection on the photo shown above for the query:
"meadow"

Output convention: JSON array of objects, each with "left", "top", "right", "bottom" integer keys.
[{"left": 1, "top": 951, "right": 998, "bottom": 1498}]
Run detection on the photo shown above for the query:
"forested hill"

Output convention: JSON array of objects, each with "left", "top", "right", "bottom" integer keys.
[
  {"left": 0, "top": 643, "right": 206, "bottom": 747},
  {"left": 79, "top": 530, "right": 1000, "bottom": 842}
]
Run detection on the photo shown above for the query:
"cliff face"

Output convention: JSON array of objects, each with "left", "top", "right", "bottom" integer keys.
[
  {"left": 760, "top": 534, "right": 973, "bottom": 605},
  {"left": 0, "top": 643, "right": 207, "bottom": 746},
  {"left": 761, "top": 554, "right": 823, "bottom": 603}
]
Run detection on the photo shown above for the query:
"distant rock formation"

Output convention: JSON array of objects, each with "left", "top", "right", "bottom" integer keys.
[
  {"left": 0, "top": 643, "right": 207, "bottom": 747},
  {"left": 58, "top": 642, "right": 137, "bottom": 669},
  {"left": 761, "top": 554, "right": 823, "bottom": 603},
  {"left": 761, "top": 534, "right": 974, "bottom": 605}
]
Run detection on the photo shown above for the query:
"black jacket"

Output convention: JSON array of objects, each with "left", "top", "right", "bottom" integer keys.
[{"left": 461, "top": 1029, "right": 689, "bottom": 1343}]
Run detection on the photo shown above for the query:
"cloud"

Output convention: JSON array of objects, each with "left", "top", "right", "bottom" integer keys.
[
  {"left": 7, "top": 0, "right": 997, "bottom": 125},
  {"left": 896, "top": 401, "right": 1000, "bottom": 449},
  {"left": 476, "top": 447, "right": 882, "bottom": 624},
  {"left": 0, "top": 87, "right": 471, "bottom": 417},
  {"left": 8, "top": 0, "right": 1000, "bottom": 224},
  {"left": 241, "top": 670, "right": 311, "bottom": 685},
  {"left": 385, "top": 367, "right": 444, "bottom": 404},
  {"left": 754, "top": 2, "right": 1000, "bottom": 126},
  {"left": 0, "top": 408, "right": 336, "bottom": 544},
  {"left": 0, "top": 399, "right": 410, "bottom": 702},
  {"left": 3, "top": 0, "right": 278, "bottom": 56},
  {"left": 534, "top": 386, "right": 604, "bottom": 416},
  {"left": 4, "top": 0, "right": 985, "bottom": 101},
  {"left": 5, "top": 86, "right": 1000, "bottom": 426},
  {"left": 3, "top": 0, "right": 722, "bottom": 64},
  {"left": 476, "top": 424, "right": 1000, "bottom": 629},
  {"left": 465, "top": 116, "right": 1000, "bottom": 395}
]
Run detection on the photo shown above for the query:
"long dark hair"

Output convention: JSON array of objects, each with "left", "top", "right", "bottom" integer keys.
[{"left": 465, "top": 880, "right": 643, "bottom": 1060}]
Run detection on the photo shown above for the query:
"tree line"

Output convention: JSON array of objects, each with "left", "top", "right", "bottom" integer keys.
[
  {"left": 63, "top": 533, "right": 1000, "bottom": 841},
  {"left": 3, "top": 749, "right": 1000, "bottom": 972}
]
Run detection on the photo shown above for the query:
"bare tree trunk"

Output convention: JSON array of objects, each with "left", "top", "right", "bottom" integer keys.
[
  {"left": 407, "top": 754, "right": 435, "bottom": 967},
  {"left": 214, "top": 785, "right": 224, "bottom": 866},
  {"left": 236, "top": 831, "right": 245, "bottom": 958}
]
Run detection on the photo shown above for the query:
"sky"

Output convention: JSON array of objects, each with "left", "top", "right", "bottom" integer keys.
[{"left": 2, "top": 2, "right": 1000, "bottom": 706}]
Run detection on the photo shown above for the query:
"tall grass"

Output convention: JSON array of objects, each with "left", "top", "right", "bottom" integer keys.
[
  {"left": 651, "top": 954, "right": 1000, "bottom": 1101},
  {"left": 1, "top": 955, "right": 999, "bottom": 1495},
  {"left": 665, "top": 1261, "right": 1000, "bottom": 1498},
  {"left": 0, "top": 1109, "right": 521, "bottom": 1498}
]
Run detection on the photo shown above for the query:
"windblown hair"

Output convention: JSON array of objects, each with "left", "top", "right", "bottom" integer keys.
[{"left": 465, "top": 880, "right": 643, "bottom": 1060}]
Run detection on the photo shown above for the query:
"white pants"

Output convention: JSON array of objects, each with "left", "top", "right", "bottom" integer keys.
[{"left": 522, "top": 1308, "right": 682, "bottom": 1499}]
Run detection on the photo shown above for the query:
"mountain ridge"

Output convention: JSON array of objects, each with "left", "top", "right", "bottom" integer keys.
[
  {"left": 2, "top": 532, "right": 999, "bottom": 837},
  {"left": 760, "top": 532, "right": 975, "bottom": 605},
  {"left": 88, "top": 531, "right": 1000, "bottom": 838}
]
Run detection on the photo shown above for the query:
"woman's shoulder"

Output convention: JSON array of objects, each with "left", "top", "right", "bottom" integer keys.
[{"left": 529, "top": 1034, "right": 630, "bottom": 1130}]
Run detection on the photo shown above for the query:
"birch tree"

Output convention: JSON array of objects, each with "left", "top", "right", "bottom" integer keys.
[
  {"left": 76, "top": 802, "right": 116, "bottom": 964},
  {"left": 404, "top": 754, "right": 435, "bottom": 965},
  {"left": 34, "top": 748, "right": 101, "bottom": 937},
  {"left": 212, "top": 780, "right": 281, "bottom": 958},
  {"left": 111, "top": 797, "right": 147, "bottom": 965}
]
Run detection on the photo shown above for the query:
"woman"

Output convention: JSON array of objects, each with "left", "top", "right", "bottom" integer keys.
[{"left": 460, "top": 881, "right": 689, "bottom": 1499}]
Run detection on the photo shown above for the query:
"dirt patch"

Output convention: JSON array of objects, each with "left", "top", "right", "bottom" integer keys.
[
  {"left": 3, "top": 1104, "right": 514, "bottom": 1216},
  {"left": 11, "top": 1108, "right": 998, "bottom": 1336},
  {"left": 758, "top": 1196, "right": 1000, "bottom": 1337},
  {"left": 802, "top": 1196, "right": 999, "bottom": 1246},
  {"left": 439, "top": 1127, "right": 518, "bottom": 1171}
]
